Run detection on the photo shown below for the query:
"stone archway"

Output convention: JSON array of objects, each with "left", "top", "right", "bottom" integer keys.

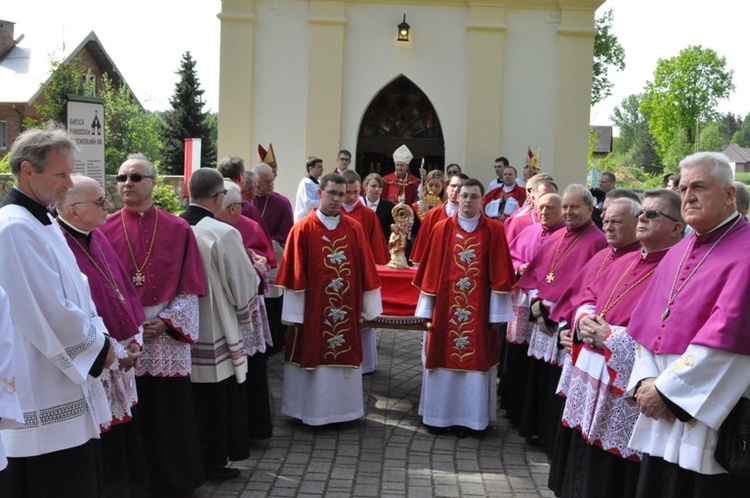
[{"left": 356, "top": 75, "right": 445, "bottom": 179}]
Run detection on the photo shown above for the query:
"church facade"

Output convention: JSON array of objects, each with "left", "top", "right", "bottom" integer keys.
[{"left": 216, "top": 0, "right": 603, "bottom": 198}]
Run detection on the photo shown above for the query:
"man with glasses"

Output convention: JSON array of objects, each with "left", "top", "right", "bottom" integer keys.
[
  {"left": 276, "top": 173, "right": 382, "bottom": 427},
  {"left": 251, "top": 162, "right": 294, "bottom": 354},
  {"left": 180, "top": 168, "right": 258, "bottom": 481},
  {"left": 410, "top": 172, "right": 468, "bottom": 264},
  {"left": 0, "top": 126, "right": 114, "bottom": 497},
  {"left": 333, "top": 149, "right": 352, "bottom": 175},
  {"left": 101, "top": 153, "right": 207, "bottom": 495},
  {"left": 552, "top": 189, "right": 683, "bottom": 498},
  {"left": 413, "top": 178, "right": 515, "bottom": 437},
  {"left": 57, "top": 175, "right": 150, "bottom": 496}
]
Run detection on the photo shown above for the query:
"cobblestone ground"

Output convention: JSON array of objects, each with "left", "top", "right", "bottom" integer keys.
[{"left": 194, "top": 329, "right": 553, "bottom": 497}]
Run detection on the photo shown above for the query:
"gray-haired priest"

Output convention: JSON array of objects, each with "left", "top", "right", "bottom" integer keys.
[{"left": 0, "top": 125, "right": 114, "bottom": 497}]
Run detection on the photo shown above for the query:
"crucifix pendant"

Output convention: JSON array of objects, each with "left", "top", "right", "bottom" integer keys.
[
  {"left": 133, "top": 272, "right": 145, "bottom": 286},
  {"left": 661, "top": 306, "right": 670, "bottom": 320},
  {"left": 546, "top": 271, "right": 555, "bottom": 284}
]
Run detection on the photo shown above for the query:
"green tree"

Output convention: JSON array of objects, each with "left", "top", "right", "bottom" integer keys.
[
  {"left": 26, "top": 55, "right": 93, "bottom": 128},
  {"left": 731, "top": 113, "right": 750, "bottom": 148},
  {"left": 100, "top": 75, "right": 164, "bottom": 174},
  {"left": 161, "top": 52, "right": 216, "bottom": 174},
  {"left": 698, "top": 121, "right": 729, "bottom": 152},
  {"left": 660, "top": 127, "right": 694, "bottom": 171},
  {"left": 641, "top": 45, "right": 734, "bottom": 155},
  {"left": 592, "top": 9, "right": 625, "bottom": 105},
  {"left": 610, "top": 93, "right": 659, "bottom": 167}
]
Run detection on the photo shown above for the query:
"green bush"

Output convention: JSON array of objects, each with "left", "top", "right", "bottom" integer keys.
[
  {"left": 152, "top": 177, "right": 181, "bottom": 213},
  {"left": 735, "top": 172, "right": 750, "bottom": 185},
  {"left": 0, "top": 155, "right": 10, "bottom": 174}
]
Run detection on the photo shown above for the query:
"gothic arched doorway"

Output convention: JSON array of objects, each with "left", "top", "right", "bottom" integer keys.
[{"left": 356, "top": 75, "right": 445, "bottom": 180}]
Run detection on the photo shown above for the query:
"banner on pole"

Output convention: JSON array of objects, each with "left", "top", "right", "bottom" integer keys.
[{"left": 183, "top": 138, "right": 202, "bottom": 198}]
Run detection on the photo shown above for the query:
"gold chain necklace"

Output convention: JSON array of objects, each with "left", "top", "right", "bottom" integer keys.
[
  {"left": 595, "top": 251, "right": 613, "bottom": 279},
  {"left": 545, "top": 224, "right": 594, "bottom": 283},
  {"left": 121, "top": 208, "right": 159, "bottom": 286},
  {"left": 259, "top": 196, "right": 270, "bottom": 217},
  {"left": 662, "top": 215, "right": 741, "bottom": 320},
  {"left": 599, "top": 257, "right": 655, "bottom": 319},
  {"left": 61, "top": 226, "right": 126, "bottom": 304}
]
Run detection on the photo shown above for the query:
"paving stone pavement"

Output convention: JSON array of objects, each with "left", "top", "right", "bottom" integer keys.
[{"left": 194, "top": 329, "right": 553, "bottom": 497}]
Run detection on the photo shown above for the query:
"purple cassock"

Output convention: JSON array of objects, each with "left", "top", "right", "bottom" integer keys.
[
  {"left": 251, "top": 192, "right": 294, "bottom": 245},
  {"left": 628, "top": 216, "right": 750, "bottom": 355},
  {"left": 517, "top": 219, "right": 607, "bottom": 302},
  {"left": 100, "top": 206, "right": 206, "bottom": 308},
  {"left": 550, "top": 240, "right": 641, "bottom": 327},
  {"left": 61, "top": 224, "right": 144, "bottom": 341},
  {"left": 509, "top": 220, "right": 565, "bottom": 272},
  {"left": 504, "top": 205, "right": 537, "bottom": 244},
  {"left": 234, "top": 214, "right": 277, "bottom": 268},
  {"left": 241, "top": 200, "right": 273, "bottom": 245}
]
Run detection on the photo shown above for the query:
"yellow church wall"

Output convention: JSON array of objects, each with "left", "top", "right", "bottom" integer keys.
[{"left": 218, "top": 0, "right": 603, "bottom": 201}]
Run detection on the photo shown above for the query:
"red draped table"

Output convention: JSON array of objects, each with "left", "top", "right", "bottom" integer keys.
[{"left": 364, "top": 265, "right": 425, "bottom": 330}]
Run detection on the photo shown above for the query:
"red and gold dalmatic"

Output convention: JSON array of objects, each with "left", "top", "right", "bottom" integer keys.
[
  {"left": 414, "top": 214, "right": 515, "bottom": 372},
  {"left": 276, "top": 211, "right": 381, "bottom": 369}
]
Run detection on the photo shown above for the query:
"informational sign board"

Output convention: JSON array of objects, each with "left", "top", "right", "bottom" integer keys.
[{"left": 66, "top": 96, "right": 105, "bottom": 186}]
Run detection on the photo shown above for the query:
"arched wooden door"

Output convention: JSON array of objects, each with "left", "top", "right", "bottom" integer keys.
[{"left": 356, "top": 75, "right": 445, "bottom": 179}]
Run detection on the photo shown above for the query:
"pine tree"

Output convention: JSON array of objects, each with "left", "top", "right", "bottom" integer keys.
[{"left": 161, "top": 52, "right": 216, "bottom": 174}]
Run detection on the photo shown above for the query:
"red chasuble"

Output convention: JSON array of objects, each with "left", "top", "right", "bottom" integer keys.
[
  {"left": 482, "top": 184, "right": 527, "bottom": 209},
  {"left": 382, "top": 172, "right": 420, "bottom": 205},
  {"left": 410, "top": 201, "right": 451, "bottom": 264},
  {"left": 413, "top": 214, "right": 515, "bottom": 372},
  {"left": 341, "top": 203, "right": 389, "bottom": 265},
  {"left": 276, "top": 211, "right": 381, "bottom": 368},
  {"left": 101, "top": 207, "right": 206, "bottom": 310},
  {"left": 517, "top": 219, "right": 607, "bottom": 303}
]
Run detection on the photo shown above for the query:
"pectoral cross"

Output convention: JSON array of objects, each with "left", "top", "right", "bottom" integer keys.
[
  {"left": 546, "top": 271, "right": 555, "bottom": 284},
  {"left": 133, "top": 272, "right": 146, "bottom": 286}
]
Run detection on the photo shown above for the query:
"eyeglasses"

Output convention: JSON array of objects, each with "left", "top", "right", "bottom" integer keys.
[
  {"left": 72, "top": 196, "right": 108, "bottom": 208},
  {"left": 213, "top": 189, "right": 228, "bottom": 198},
  {"left": 338, "top": 157, "right": 351, "bottom": 163},
  {"left": 459, "top": 193, "right": 482, "bottom": 201},
  {"left": 323, "top": 190, "right": 346, "bottom": 199},
  {"left": 231, "top": 202, "right": 243, "bottom": 207},
  {"left": 116, "top": 173, "right": 155, "bottom": 183},
  {"left": 640, "top": 209, "right": 679, "bottom": 222}
]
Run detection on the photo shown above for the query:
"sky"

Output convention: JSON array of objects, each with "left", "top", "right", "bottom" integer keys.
[
  {"left": 3, "top": 1, "right": 223, "bottom": 112},
  {"left": 4, "top": 1, "right": 749, "bottom": 131},
  {"left": 591, "top": 0, "right": 750, "bottom": 128}
]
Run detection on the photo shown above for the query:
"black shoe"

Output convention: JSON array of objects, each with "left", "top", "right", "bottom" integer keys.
[
  {"left": 450, "top": 426, "right": 468, "bottom": 439},
  {"left": 205, "top": 467, "right": 241, "bottom": 481},
  {"left": 424, "top": 424, "right": 449, "bottom": 435}
]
